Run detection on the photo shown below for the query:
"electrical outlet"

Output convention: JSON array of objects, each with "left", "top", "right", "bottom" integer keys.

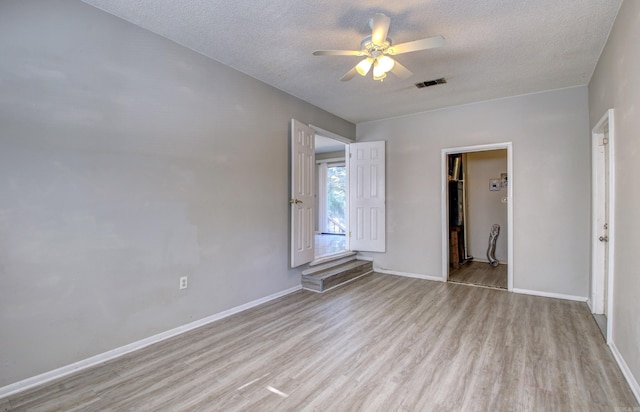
[{"left": 179, "top": 276, "right": 188, "bottom": 290}]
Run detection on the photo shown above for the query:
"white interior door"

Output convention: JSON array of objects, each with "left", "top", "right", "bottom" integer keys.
[
  {"left": 348, "top": 141, "right": 386, "bottom": 252},
  {"left": 603, "top": 131, "right": 610, "bottom": 316},
  {"left": 290, "top": 119, "right": 315, "bottom": 267},
  {"left": 591, "top": 109, "right": 615, "bottom": 338},
  {"left": 593, "top": 127, "right": 610, "bottom": 313}
]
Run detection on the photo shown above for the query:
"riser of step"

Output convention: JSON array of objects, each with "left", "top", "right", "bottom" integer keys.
[{"left": 302, "top": 260, "right": 373, "bottom": 293}]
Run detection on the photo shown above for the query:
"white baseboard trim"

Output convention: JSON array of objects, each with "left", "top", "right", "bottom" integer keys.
[
  {"left": 586, "top": 298, "right": 594, "bottom": 312},
  {"left": 609, "top": 341, "right": 640, "bottom": 404},
  {"left": 374, "top": 267, "right": 445, "bottom": 282},
  {"left": 512, "top": 288, "right": 587, "bottom": 302},
  {"left": 0, "top": 285, "right": 302, "bottom": 399}
]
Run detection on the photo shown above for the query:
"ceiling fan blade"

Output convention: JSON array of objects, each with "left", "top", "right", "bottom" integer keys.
[
  {"left": 313, "top": 50, "right": 364, "bottom": 56},
  {"left": 390, "top": 59, "right": 413, "bottom": 79},
  {"left": 388, "top": 35, "right": 445, "bottom": 55},
  {"left": 340, "top": 66, "right": 358, "bottom": 81},
  {"left": 371, "top": 13, "right": 391, "bottom": 46}
]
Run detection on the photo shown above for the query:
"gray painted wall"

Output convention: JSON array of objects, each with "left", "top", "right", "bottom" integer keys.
[
  {"left": 357, "top": 86, "right": 591, "bottom": 297},
  {"left": 466, "top": 150, "right": 508, "bottom": 263},
  {"left": 588, "top": 0, "right": 640, "bottom": 392},
  {"left": 0, "top": 0, "right": 354, "bottom": 386}
]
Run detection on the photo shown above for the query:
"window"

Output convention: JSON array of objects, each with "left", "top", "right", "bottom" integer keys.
[{"left": 325, "top": 163, "right": 346, "bottom": 234}]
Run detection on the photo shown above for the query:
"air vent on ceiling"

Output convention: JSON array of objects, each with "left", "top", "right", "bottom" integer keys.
[{"left": 415, "top": 78, "right": 447, "bottom": 89}]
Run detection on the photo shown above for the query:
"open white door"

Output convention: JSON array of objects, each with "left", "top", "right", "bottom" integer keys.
[
  {"left": 290, "top": 119, "right": 315, "bottom": 267},
  {"left": 591, "top": 109, "right": 615, "bottom": 342},
  {"left": 348, "top": 141, "right": 386, "bottom": 252},
  {"left": 290, "top": 120, "right": 386, "bottom": 263}
]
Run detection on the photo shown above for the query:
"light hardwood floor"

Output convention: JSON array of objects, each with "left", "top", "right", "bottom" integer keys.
[
  {"left": 2, "top": 274, "right": 637, "bottom": 411},
  {"left": 449, "top": 260, "right": 508, "bottom": 289}
]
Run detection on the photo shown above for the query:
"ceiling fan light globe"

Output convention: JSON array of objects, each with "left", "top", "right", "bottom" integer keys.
[
  {"left": 356, "top": 58, "right": 373, "bottom": 76},
  {"left": 373, "top": 71, "right": 387, "bottom": 81},
  {"left": 372, "top": 62, "right": 385, "bottom": 78},
  {"left": 377, "top": 55, "right": 395, "bottom": 73}
]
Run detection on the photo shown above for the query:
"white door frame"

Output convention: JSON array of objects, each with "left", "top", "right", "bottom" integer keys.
[
  {"left": 309, "top": 125, "right": 353, "bottom": 145},
  {"left": 317, "top": 162, "right": 329, "bottom": 233},
  {"left": 441, "top": 143, "right": 514, "bottom": 291},
  {"left": 591, "top": 109, "right": 615, "bottom": 343}
]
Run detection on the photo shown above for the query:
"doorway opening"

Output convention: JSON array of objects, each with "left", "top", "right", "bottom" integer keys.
[
  {"left": 591, "top": 109, "right": 615, "bottom": 343},
  {"left": 315, "top": 134, "right": 347, "bottom": 259},
  {"left": 441, "top": 144, "right": 513, "bottom": 291},
  {"left": 291, "top": 120, "right": 386, "bottom": 268}
]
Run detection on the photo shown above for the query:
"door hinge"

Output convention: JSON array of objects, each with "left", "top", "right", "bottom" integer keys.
[
  {"left": 602, "top": 137, "right": 609, "bottom": 145},
  {"left": 349, "top": 153, "right": 352, "bottom": 158},
  {"left": 349, "top": 231, "right": 352, "bottom": 238}
]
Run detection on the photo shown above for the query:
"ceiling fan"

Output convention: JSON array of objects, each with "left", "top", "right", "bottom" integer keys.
[{"left": 313, "top": 13, "right": 445, "bottom": 82}]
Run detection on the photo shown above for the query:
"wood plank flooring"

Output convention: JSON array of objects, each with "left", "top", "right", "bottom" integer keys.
[
  {"left": 2, "top": 274, "right": 637, "bottom": 411},
  {"left": 449, "top": 260, "right": 508, "bottom": 289},
  {"left": 593, "top": 313, "right": 608, "bottom": 339}
]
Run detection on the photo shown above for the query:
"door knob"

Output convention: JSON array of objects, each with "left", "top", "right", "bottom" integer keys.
[
  {"left": 289, "top": 199, "right": 303, "bottom": 204},
  {"left": 599, "top": 236, "right": 609, "bottom": 242}
]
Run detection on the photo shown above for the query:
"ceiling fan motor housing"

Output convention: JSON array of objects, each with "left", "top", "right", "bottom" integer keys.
[{"left": 360, "top": 35, "right": 392, "bottom": 54}]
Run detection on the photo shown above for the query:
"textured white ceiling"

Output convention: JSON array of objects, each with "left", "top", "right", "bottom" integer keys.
[{"left": 81, "top": 0, "right": 621, "bottom": 124}]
